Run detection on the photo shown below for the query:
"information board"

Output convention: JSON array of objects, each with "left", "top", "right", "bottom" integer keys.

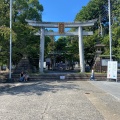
[{"left": 107, "top": 61, "right": 118, "bottom": 81}]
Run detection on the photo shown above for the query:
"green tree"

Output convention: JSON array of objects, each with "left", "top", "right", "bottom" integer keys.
[
  {"left": 45, "top": 29, "right": 56, "bottom": 57},
  {"left": 55, "top": 37, "right": 67, "bottom": 53},
  {"left": 0, "top": 0, "right": 44, "bottom": 67},
  {"left": 0, "top": 0, "right": 10, "bottom": 26},
  {"left": 73, "top": 0, "right": 120, "bottom": 66},
  {"left": 13, "top": 0, "right": 43, "bottom": 23},
  {"left": 0, "top": 26, "right": 16, "bottom": 66}
]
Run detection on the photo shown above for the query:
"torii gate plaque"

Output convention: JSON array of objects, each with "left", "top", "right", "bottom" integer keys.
[
  {"left": 26, "top": 19, "right": 96, "bottom": 73},
  {"left": 58, "top": 23, "right": 65, "bottom": 34}
]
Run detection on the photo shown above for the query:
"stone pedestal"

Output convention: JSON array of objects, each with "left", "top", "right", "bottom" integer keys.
[{"left": 13, "top": 57, "right": 32, "bottom": 74}]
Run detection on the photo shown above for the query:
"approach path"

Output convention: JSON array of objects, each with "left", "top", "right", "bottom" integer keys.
[{"left": 0, "top": 80, "right": 120, "bottom": 120}]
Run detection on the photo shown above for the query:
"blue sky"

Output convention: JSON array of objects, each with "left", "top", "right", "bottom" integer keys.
[{"left": 39, "top": 0, "right": 90, "bottom": 22}]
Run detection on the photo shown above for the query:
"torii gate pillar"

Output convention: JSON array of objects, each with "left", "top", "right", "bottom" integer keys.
[
  {"left": 39, "top": 27, "right": 45, "bottom": 73},
  {"left": 78, "top": 26, "right": 85, "bottom": 72}
]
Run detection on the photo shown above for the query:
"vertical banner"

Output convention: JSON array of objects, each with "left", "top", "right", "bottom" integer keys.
[{"left": 107, "top": 61, "right": 118, "bottom": 81}]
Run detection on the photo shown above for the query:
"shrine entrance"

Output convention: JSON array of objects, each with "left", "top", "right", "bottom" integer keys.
[
  {"left": 47, "top": 52, "right": 75, "bottom": 71},
  {"left": 26, "top": 19, "right": 96, "bottom": 73}
]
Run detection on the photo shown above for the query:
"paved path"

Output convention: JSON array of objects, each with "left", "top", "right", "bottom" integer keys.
[
  {"left": 0, "top": 80, "right": 120, "bottom": 120},
  {"left": 89, "top": 81, "right": 120, "bottom": 100}
]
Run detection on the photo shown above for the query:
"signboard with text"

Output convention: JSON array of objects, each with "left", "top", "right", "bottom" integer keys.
[
  {"left": 107, "top": 61, "right": 118, "bottom": 80},
  {"left": 58, "top": 23, "right": 64, "bottom": 34}
]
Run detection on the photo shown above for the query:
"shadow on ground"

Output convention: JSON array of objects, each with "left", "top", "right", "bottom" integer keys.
[{"left": 0, "top": 81, "right": 81, "bottom": 96}]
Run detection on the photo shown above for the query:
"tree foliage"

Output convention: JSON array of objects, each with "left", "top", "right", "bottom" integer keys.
[
  {"left": 13, "top": 0, "right": 43, "bottom": 23},
  {"left": 74, "top": 0, "right": 120, "bottom": 66},
  {"left": 0, "top": 0, "right": 43, "bottom": 67}
]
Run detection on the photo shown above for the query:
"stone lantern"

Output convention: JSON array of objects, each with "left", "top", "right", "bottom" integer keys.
[
  {"left": 93, "top": 43, "right": 105, "bottom": 72},
  {"left": 95, "top": 43, "right": 105, "bottom": 57}
]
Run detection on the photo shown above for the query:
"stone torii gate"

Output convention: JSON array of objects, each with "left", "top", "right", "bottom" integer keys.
[{"left": 26, "top": 19, "right": 96, "bottom": 73}]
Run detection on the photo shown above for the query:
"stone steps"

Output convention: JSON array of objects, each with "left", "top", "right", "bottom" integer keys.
[
  {"left": 11, "top": 73, "right": 109, "bottom": 81},
  {"left": 1, "top": 73, "right": 120, "bottom": 82}
]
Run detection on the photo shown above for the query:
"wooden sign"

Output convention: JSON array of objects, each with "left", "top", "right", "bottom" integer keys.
[{"left": 58, "top": 23, "right": 64, "bottom": 34}]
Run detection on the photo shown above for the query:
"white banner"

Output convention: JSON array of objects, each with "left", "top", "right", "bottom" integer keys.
[{"left": 107, "top": 61, "right": 118, "bottom": 80}]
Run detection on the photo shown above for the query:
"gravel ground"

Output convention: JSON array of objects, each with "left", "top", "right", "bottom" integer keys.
[{"left": 0, "top": 80, "right": 120, "bottom": 120}]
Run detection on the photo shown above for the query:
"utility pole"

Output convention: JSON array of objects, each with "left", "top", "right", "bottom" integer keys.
[
  {"left": 99, "top": 15, "right": 103, "bottom": 37},
  {"left": 9, "top": 0, "right": 12, "bottom": 79},
  {"left": 108, "top": 0, "right": 112, "bottom": 61}
]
